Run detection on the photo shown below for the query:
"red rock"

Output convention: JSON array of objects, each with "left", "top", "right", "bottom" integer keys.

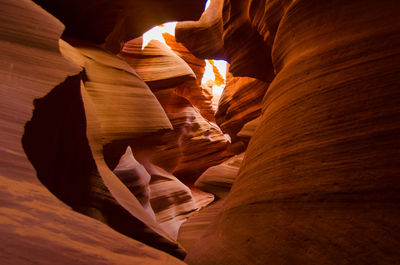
[
  {"left": 215, "top": 70, "right": 269, "bottom": 142},
  {"left": 119, "top": 37, "right": 196, "bottom": 90},
  {"left": 113, "top": 146, "right": 156, "bottom": 220},
  {"left": 163, "top": 33, "right": 216, "bottom": 122},
  {"left": 195, "top": 153, "right": 244, "bottom": 199},
  {"left": 149, "top": 88, "right": 231, "bottom": 184},
  {"left": 142, "top": 161, "right": 199, "bottom": 240},
  {"left": 60, "top": 39, "right": 173, "bottom": 144},
  {"left": 0, "top": 0, "right": 184, "bottom": 263},
  {"left": 176, "top": 0, "right": 274, "bottom": 81},
  {"left": 237, "top": 116, "right": 261, "bottom": 138},
  {"left": 185, "top": 0, "right": 400, "bottom": 264}
]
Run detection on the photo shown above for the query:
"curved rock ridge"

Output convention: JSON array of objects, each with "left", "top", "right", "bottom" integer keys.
[
  {"left": 119, "top": 37, "right": 196, "bottom": 90},
  {"left": 177, "top": 199, "right": 224, "bottom": 252},
  {"left": 163, "top": 33, "right": 216, "bottom": 122},
  {"left": 175, "top": 0, "right": 225, "bottom": 60},
  {"left": 113, "top": 146, "right": 156, "bottom": 220},
  {"left": 176, "top": 0, "right": 274, "bottom": 81},
  {"left": 0, "top": 0, "right": 184, "bottom": 264},
  {"left": 237, "top": 116, "right": 261, "bottom": 139},
  {"left": 215, "top": 70, "right": 269, "bottom": 142},
  {"left": 59, "top": 40, "right": 191, "bottom": 259},
  {"left": 145, "top": 162, "right": 200, "bottom": 241},
  {"left": 60, "top": 39, "right": 172, "bottom": 144},
  {"left": 112, "top": 144, "right": 200, "bottom": 241},
  {"left": 149, "top": 88, "right": 232, "bottom": 184},
  {"left": 185, "top": 0, "right": 400, "bottom": 264},
  {"left": 195, "top": 153, "right": 244, "bottom": 199},
  {"left": 33, "top": 0, "right": 207, "bottom": 52}
]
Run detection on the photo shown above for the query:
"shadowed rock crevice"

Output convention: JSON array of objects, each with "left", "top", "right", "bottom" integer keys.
[
  {"left": 22, "top": 74, "right": 94, "bottom": 208},
  {"left": 22, "top": 73, "right": 186, "bottom": 260}
]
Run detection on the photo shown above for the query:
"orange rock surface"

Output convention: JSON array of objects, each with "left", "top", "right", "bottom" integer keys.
[
  {"left": 119, "top": 37, "right": 196, "bottom": 90},
  {"left": 184, "top": 0, "right": 400, "bottom": 264},
  {"left": 215, "top": 70, "right": 269, "bottom": 141},
  {"left": 2, "top": 0, "right": 400, "bottom": 264},
  {"left": 0, "top": 0, "right": 186, "bottom": 263}
]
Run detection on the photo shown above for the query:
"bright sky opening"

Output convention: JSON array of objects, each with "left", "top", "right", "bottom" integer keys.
[
  {"left": 141, "top": 9, "right": 228, "bottom": 98},
  {"left": 205, "top": 0, "right": 211, "bottom": 10},
  {"left": 202, "top": 59, "right": 227, "bottom": 96},
  {"left": 142, "top": 22, "right": 177, "bottom": 50}
]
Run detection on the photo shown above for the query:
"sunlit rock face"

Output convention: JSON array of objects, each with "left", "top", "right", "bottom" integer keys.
[
  {"left": 163, "top": 33, "right": 216, "bottom": 122},
  {"left": 29, "top": 27, "right": 186, "bottom": 262},
  {"left": 118, "top": 32, "right": 232, "bottom": 185},
  {"left": 0, "top": 0, "right": 187, "bottom": 264},
  {"left": 2, "top": 0, "right": 400, "bottom": 264},
  {"left": 176, "top": 0, "right": 274, "bottom": 81},
  {"left": 60, "top": 40, "right": 172, "bottom": 143},
  {"left": 113, "top": 147, "right": 156, "bottom": 220},
  {"left": 148, "top": 88, "right": 231, "bottom": 185},
  {"left": 119, "top": 37, "right": 196, "bottom": 89},
  {"left": 195, "top": 153, "right": 244, "bottom": 199},
  {"left": 183, "top": 0, "right": 400, "bottom": 264},
  {"left": 215, "top": 70, "right": 269, "bottom": 142}
]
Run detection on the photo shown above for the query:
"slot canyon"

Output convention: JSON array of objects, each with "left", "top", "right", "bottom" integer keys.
[{"left": 0, "top": 0, "right": 399, "bottom": 264}]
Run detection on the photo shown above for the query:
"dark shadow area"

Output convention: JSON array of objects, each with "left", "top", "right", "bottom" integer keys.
[{"left": 22, "top": 74, "right": 186, "bottom": 259}]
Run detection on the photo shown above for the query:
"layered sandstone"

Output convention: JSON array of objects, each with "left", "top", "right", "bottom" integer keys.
[
  {"left": 184, "top": 0, "right": 400, "bottom": 264},
  {"left": 163, "top": 33, "right": 216, "bottom": 122},
  {"left": 119, "top": 37, "right": 196, "bottom": 90},
  {"left": 0, "top": 0, "right": 185, "bottom": 264},
  {"left": 215, "top": 71, "right": 269, "bottom": 141},
  {"left": 195, "top": 153, "right": 244, "bottom": 199},
  {"left": 149, "top": 88, "right": 231, "bottom": 184},
  {"left": 176, "top": 0, "right": 274, "bottom": 81}
]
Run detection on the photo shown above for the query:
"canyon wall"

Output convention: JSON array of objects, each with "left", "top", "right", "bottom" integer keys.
[
  {"left": 0, "top": 0, "right": 207, "bottom": 264},
  {"left": 1, "top": 0, "right": 400, "bottom": 264},
  {"left": 178, "top": 0, "right": 400, "bottom": 264}
]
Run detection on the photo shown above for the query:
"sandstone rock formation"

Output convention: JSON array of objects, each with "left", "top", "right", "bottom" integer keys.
[
  {"left": 183, "top": 0, "right": 400, "bottom": 264},
  {"left": 177, "top": 153, "right": 243, "bottom": 250},
  {"left": 237, "top": 116, "right": 261, "bottom": 139},
  {"left": 195, "top": 153, "right": 244, "bottom": 199},
  {"left": 163, "top": 33, "right": 216, "bottom": 122},
  {"left": 119, "top": 37, "right": 196, "bottom": 90},
  {"left": 147, "top": 88, "right": 231, "bottom": 184},
  {"left": 2, "top": 0, "right": 400, "bottom": 264},
  {"left": 113, "top": 146, "right": 156, "bottom": 220},
  {"left": 215, "top": 71, "right": 269, "bottom": 142},
  {"left": 60, "top": 40, "right": 172, "bottom": 143},
  {"left": 176, "top": 0, "right": 274, "bottom": 81},
  {"left": 0, "top": 0, "right": 186, "bottom": 263}
]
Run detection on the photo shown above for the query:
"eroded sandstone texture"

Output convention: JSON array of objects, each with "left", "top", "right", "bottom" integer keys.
[
  {"left": 0, "top": 0, "right": 187, "bottom": 264},
  {"left": 179, "top": 0, "right": 400, "bottom": 264},
  {"left": 1, "top": 0, "right": 400, "bottom": 264}
]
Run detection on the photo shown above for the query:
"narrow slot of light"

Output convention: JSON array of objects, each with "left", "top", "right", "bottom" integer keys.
[
  {"left": 205, "top": 0, "right": 211, "bottom": 10},
  {"left": 142, "top": 22, "right": 177, "bottom": 50},
  {"left": 202, "top": 60, "right": 216, "bottom": 86},
  {"left": 201, "top": 59, "right": 227, "bottom": 96}
]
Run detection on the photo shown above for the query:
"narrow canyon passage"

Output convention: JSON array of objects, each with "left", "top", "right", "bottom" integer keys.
[{"left": 0, "top": 0, "right": 399, "bottom": 264}]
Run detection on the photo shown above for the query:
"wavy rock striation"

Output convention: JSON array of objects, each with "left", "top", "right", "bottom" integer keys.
[
  {"left": 163, "top": 33, "right": 216, "bottom": 122},
  {"left": 0, "top": 0, "right": 185, "bottom": 264},
  {"left": 176, "top": 0, "right": 274, "bottom": 81},
  {"left": 119, "top": 37, "right": 196, "bottom": 90},
  {"left": 185, "top": 0, "right": 400, "bottom": 264},
  {"left": 215, "top": 70, "right": 269, "bottom": 142}
]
